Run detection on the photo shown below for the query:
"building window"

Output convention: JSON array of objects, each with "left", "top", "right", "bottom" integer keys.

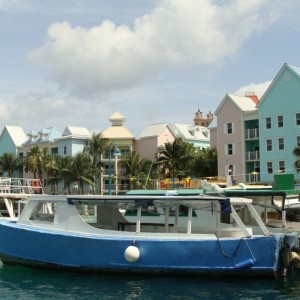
[
  {"left": 227, "top": 144, "right": 233, "bottom": 155},
  {"left": 266, "top": 117, "right": 271, "bottom": 129},
  {"left": 277, "top": 115, "right": 283, "bottom": 128},
  {"left": 228, "top": 164, "right": 234, "bottom": 174},
  {"left": 64, "top": 146, "right": 67, "bottom": 155},
  {"left": 267, "top": 162, "right": 273, "bottom": 174},
  {"left": 225, "top": 122, "right": 234, "bottom": 134},
  {"left": 296, "top": 113, "right": 300, "bottom": 126},
  {"left": 278, "top": 138, "right": 284, "bottom": 150},
  {"left": 297, "top": 136, "right": 300, "bottom": 146},
  {"left": 278, "top": 161, "right": 285, "bottom": 173},
  {"left": 266, "top": 139, "right": 272, "bottom": 151}
]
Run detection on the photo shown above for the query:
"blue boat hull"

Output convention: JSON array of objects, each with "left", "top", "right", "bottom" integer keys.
[{"left": 0, "top": 221, "right": 296, "bottom": 277}]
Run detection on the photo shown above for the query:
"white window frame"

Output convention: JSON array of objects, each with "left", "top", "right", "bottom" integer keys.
[
  {"left": 278, "top": 137, "right": 284, "bottom": 151},
  {"left": 278, "top": 161, "right": 285, "bottom": 173},
  {"left": 296, "top": 113, "right": 300, "bottom": 126},
  {"left": 277, "top": 115, "right": 283, "bottom": 128},
  {"left": 266, "top": 161, "right": 273, "bottom": 174},
  {"left": 225, "top": 143, "right": 235, "bottom": 155},
  {"left": 227, "top": 164, "right": 235, "bottom": 175},
  {"left": 266, "top": 139, "right": 272, "bottom": 151},
  {"left": 224, "top": 122, "right": 234, "bottom": 134},
  {"left": 266, "top": 117, "right": 271, "bottom": 129}
]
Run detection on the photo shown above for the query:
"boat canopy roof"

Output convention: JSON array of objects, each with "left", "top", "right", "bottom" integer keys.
[
  {"left": 26, "top": 194, "right": 252, "bottom": 213},
  {"left": 224, "top": 189, "right": 300, "bottom": 197},
  {"left": 67, "top": 194, "right": 229, "bottom": 207},
  {"left": 126, "top": 189, "right": 203, "bottom": 196}
]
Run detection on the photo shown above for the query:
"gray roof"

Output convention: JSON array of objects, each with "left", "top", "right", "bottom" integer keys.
[
  {"left": 139, "top": 123, "right": 172, "bottom": 138},
  {"left": 214, "top": 93, "right": 257, "bottom": 115},
  {"left": 228, "top": 94, "right": 257, "bottom": 111},
  {"left": 23, "top": 127, "right": 61, "bottom": 145},
  {"left": 61, "top": 126, "right": 91, "bottom": 138},
  {"left": 172, "top": 123, "right": 209, "bottom": 141}
]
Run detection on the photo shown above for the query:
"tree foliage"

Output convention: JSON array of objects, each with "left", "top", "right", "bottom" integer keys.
[
  {"left": 24, "top": 146, "right": 47, "bottom": 181},
  {"left": 0, "top": 152, "right": 18, "bottom": 177},
  {"left": 124, "top": 151, "right": 153, "bottom": 189},
  {"left": 44, "top": 154, "right": 61, "bottom": 194},
  {"left": 293, "top": 145, "right": 300, "bottom": 172},
  {"left": 156, "top": 138, "right": 195, "bottom": 179},
  {"left": 61, "top": 152, "right": 94, "bottom": 194},
  {"left": 83, "top": 132, "right": 108, "bottom": 193},
  {"left": 156, "top": 138, "right": 218, "bottom": 179},
  {"left": 191, "top": 147, "right": 218, "bottom": 177}
]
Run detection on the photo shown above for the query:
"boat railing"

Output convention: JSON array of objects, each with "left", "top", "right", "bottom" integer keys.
[{"left": 0, "top": 177, "right": 44, "bottom": 196}]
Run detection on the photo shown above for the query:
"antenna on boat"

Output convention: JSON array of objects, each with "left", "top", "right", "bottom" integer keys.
[{"left": 145, "top": 159, "right": 155, "bottom": 189}]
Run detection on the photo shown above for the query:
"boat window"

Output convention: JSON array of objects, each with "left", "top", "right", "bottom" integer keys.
[
  {"left": 74, "top": 204, "right": 97, "bottom": 223},
  {"left": 125, "top": 206, "right": 160, "bottom": 216},
  {"left": 29, "top": 202, "right": 55, "bottom": 223},
  {"left": 124, "top": 205, "right": 197, "bottom": 217}
]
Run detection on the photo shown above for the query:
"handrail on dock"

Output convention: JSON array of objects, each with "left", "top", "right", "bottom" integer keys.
[{"left": 0, "top": 177, "right": 44, "bottom": 196}]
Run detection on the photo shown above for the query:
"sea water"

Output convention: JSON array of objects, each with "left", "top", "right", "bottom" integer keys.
[{"left": 1, "top": 263, "right": 300, "bottom": 300}]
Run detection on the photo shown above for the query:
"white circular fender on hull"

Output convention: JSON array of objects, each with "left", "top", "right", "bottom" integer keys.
[{"left": 124, "top": 245, "right": 140, "bottom": 262}]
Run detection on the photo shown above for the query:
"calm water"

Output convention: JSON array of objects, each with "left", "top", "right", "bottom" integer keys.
[{"left": 1, "top": 263, "right": 300, "bottom": 300}]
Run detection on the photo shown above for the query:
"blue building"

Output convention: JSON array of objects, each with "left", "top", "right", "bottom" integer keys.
[
  {"left": 212, "top": 63, "right": 300, "bottom": 184},
  {"left": 258, "top": 63, "right": 300, "bottom": 182}
]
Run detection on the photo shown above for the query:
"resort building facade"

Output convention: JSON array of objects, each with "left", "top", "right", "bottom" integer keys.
[
  {"left": 2, "top": 63, "right": 300, "bottom": 189},
  {"left": 212, "top": 63, "right": 300, "bottom": 184}
]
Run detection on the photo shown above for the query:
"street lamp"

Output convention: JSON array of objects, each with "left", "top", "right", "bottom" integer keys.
[{"left": 108, "top": 144, "right": 121, "bottom": 195}]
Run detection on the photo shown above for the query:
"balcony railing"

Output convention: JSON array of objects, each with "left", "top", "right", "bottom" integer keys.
[
  {"left": 245, "top": 173, "right": 261, "bottom": 183},
  {"left": 102, "top": 169, "right": 127, "bottom": 176},
  {"left": 102, "top": 153, "right": 130, "bottom": 160},
  {"left": 103, "top": 183, "right": 130, "bottom": 192},
  {"left": 245, "top": 128, "right": 259, "bottom": 140},
  {"left": 245, "top": 151, "right": 260, "bottom": 161}
]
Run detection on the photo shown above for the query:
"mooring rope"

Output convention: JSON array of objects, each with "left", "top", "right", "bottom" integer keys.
[
  {"left": 217, "top": 237, "right": 248, "bottom": 258},
  {"left": 243, "top": 238, "right": 256, "bottom": 262},
  {"left": 217, "top": 237, "right": 256, "bottom": 261},
  {"left": 132, "top": 230, "right": 140, "bottom": 244}
]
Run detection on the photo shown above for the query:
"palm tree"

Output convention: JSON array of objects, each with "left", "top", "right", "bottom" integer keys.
[
  {"left": 156, "top": 138, "right": 195, "bottom": 179},
  {"left": 44, "top": 154, "right": 60, "bottom": 194},
  {"left": 0, "top": 152, "right": 18, "bottom": 177},
  {"left": 124, "top": 151, "right": 153, "bottom": 189},
  {"left": 59, "top": 156, "right": 74, "bottom": 194},
  {"left": 191, "top": 147, "right": 218, "bottom": 177},
  {"left": 83, "top": 132, "right": 108, "bottom": 193},
  {"left": 61, "top": 152, "right": 94, "bottom": 194},
  {"left": 24, "top": 146, "right": 47, "bottom": 181},
  {"left": 293, "top": 145, "right": 300, "bottom": 172}
]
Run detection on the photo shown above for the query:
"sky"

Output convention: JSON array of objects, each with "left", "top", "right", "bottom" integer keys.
[{"left": 1, "top": 0, "right": 300, "bottom": 137}]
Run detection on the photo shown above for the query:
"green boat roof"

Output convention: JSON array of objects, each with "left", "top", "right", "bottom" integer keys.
[
  {"left": 224, "top": 189, "right": 300, "bottom": 197},
  {"left": 126, "top": 189, "right": 203, "bottom": 196}
]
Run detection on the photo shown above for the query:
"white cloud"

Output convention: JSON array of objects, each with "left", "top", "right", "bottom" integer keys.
[
  {"left": 28, "top": 0, "right": 286, "bottom": 97},
  {"left": 9, "top": 92, "right": 73, "bottom": 130},
  {"left": 234, "top": 80, "right": 271, "bottom": 99},
  {"left": 0, "top": 100, "right": 10, "bottom": 121}
]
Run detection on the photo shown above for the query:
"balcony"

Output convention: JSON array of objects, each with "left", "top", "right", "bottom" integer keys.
[
  {"left": 102, "top": 153, "right": 130, "bottom": 160},
  {"left": 245, "top": 173, "right": 261, "bottom": 183},
  {"left": 245, "top": 151, "right": 260, "bottom": 161},
  {"left": 103, "top": 183, "right": 130, "bottom": 194},
  {"left": 245, "top": 128, "right": 259, "bottom": 140},
  {"left": 102, "top": 168, "right": 127, "bottom": 176}
]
